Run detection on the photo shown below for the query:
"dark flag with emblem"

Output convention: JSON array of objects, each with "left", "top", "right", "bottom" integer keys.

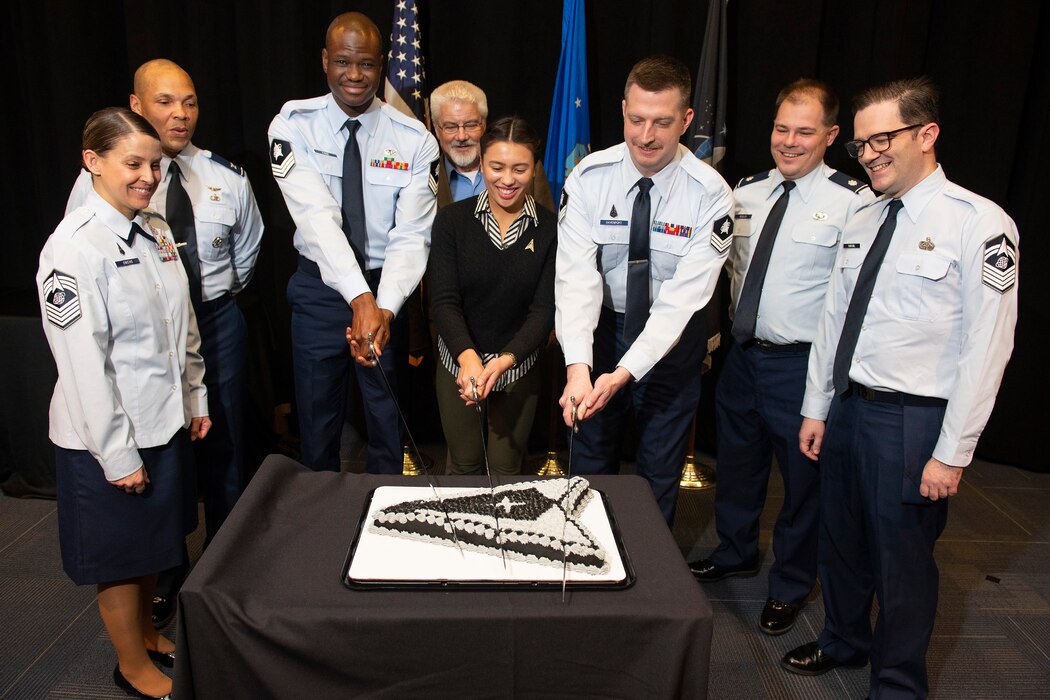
[
  {"left": 384, "top": 0, "right": 429, "bottom": 125},
  {"left": 686, "top": 0, "right": 728, "bottom": 170},
  {"left": 685, "top": 0, "right": 730, "bottom": 363},
  {"left": 543, "top": 0, "right": 590, "bottom": 206}
]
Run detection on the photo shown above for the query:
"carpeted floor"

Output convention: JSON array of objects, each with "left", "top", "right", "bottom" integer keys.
[{"left": 1, "top": 441, "right": 1048, "bottom": 699}]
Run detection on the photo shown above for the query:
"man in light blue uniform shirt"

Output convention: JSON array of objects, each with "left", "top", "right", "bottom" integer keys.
[
  {"left": 783, "top": 78, "right": 1018, "bottom": 699},
  {"left": 268, "top": 11, "right": 439, "bottom": 473},
  {"left": 688, "top": 80, "right": 874, "bottom": 636},
  {"left": 66, "top": 59, "right": 264, "bottom": 626},
  {"left": 556, "top": 55, "right": 733, "bottom": 524}
]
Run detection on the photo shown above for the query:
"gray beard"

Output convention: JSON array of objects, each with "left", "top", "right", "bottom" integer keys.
[{"left": 447, "top": 146, "right": 480, "bottom": 171}]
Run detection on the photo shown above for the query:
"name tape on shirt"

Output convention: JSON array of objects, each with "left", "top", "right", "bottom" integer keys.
[
  {"left": 710, "top": 215, "right": 734, "bottom": 253},
  {"left": 42, "top": 270, "right": 81, "bottom": 330},
  {"left": 270, "top": 139, "right": 295, "bottom": 178},
  {"left": 982, "top": 234, "right": 1017, "bottom": 294}
]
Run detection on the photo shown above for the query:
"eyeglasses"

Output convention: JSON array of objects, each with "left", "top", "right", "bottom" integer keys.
[
  {"left": 438, "top": 120, "right": 483, "bottom": 135},
  {"left": 844, "top": 124, "right": 923, "bottom": 159}
]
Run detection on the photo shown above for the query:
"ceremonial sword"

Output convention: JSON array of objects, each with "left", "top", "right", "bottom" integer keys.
[
  {"left": 561, "top": 396, "right": 579, "bottom": 602},
  {"left": 470, "top": 376, "right": 507, "bottom": 568},
  {"left": 367, "top": 333, "right": 462, "bottom": 553}
]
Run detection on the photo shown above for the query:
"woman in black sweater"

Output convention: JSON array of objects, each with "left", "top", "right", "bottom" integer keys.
[{"left": 429, "top": 116, "right": 556, "bottom": 475}]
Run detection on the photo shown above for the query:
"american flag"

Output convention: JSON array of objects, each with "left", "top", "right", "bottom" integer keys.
[{"left": 384, "top": 0, "right": 428, "bottom": 125}]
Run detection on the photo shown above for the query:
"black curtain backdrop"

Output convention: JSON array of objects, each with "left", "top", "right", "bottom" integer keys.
[{"left": 3, "top": 0, "right": 1045, "bottom": 470}]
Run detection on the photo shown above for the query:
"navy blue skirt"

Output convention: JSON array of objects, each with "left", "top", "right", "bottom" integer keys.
[{"left": 54, "top": 431, "right": 198, "bottom": 585}]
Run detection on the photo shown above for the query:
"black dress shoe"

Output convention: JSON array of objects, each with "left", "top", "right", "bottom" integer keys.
[
  {"left": 147, "top": 648, "right": 175, "bottom": 669},
  {"left": 759, "top": 598, "right": 797, "bottom": 635},
  {"left": 151, "top": 596, "right": 175, "bottom": 629},
  {"left": 781, "top": 641, "right": 864, "bottom": 676},
  {"left": 112, "top": 665, "right": 171, "bottom": 699},
  {"left": 687, "top": 558, "right": 760, "bottom": 582}
]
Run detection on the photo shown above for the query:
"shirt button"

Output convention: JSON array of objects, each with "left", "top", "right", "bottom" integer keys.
[
  {"left": 171, "top": 384, "right": 178, "bottom": 392},
  {"left": 915, "top": 265, "right": 920, "bottom": 271},
  {"left": 169, "top": 351, "right": 174, "bottom": 358},
  {"left": 155, "top": 283, "right": 161, "bottom": 290},
  {"left": 164, "top": 319, "right": 170, "bottom": 325}
]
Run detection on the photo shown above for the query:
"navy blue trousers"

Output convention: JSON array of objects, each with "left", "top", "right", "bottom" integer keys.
[
  {"left": 817, "top": 392, "right": 949, "bottom": 700},
  {"left": 288, "top": 263, "right": 405, "bottom": 474},
  {"left": 194, "top": 294, "right": 247, "bottom": 544},
  {"left": 710, "top": 341, "right": 819, "bottom": 606},
  {"left": 572, "top": 308, "right": 705, "bottom": 525}
]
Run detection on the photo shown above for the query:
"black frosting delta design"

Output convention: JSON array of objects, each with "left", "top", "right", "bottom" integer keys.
[{"left": 369, "top": 477, "right": 610, "bottom": 574}]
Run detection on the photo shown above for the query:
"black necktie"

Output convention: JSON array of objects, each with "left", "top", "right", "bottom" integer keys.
[
  {"left": 832, "top": 198, "right": 905, "bottom": 394},
  {"left": 342, "top": 119, "right": 368, "bottom": 271},
  {"left": 732, "top": 180, "right": 795, "bottom": 344},
  {"left": 166, "top": 161, "right": 202, "bottom": 312},
  {"left": 130, "top": 222, "right": 153, "bottom": 244},
  {"left": 624, "top": 177, "right": 654, "bottom": 345}
]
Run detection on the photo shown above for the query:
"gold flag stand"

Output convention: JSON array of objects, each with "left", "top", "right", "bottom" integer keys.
[
  {"left": 401, "top": 443, "right": 432, "bottom": 476},
  {"left": 680, "top": 414, "right": 716, "bottom": 490}
]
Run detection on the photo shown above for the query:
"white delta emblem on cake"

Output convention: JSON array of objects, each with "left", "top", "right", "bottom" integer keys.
[{"left": 369, "top": 477, "right": 609, "bottom": 573}]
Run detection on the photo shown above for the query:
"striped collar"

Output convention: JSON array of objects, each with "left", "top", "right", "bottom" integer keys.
[{"left": 473, "top": 192, "right": 538, "bottom": 250}]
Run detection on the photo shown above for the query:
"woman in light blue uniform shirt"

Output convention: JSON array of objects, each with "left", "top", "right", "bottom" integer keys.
[{"left": 37, "top": 107, "right": 210, "bottom": 700}]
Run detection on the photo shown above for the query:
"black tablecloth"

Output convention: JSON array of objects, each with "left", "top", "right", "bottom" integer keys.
[{"left": 175, "top": 455, "right": 713, "bottom": 699}]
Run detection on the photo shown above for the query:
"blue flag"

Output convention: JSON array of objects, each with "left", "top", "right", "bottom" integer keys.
[
  {"left": 544, "top": 0, "right": 590, "bottom": 205},
  {"left": 384, "top": 0, "right": 428, "bottom": 125},
  {"left": 686, "top": 0, "right": 728, "bottom": 171}
]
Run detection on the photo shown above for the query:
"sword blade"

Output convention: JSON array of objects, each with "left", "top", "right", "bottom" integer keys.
[
  {"left": 369, "top": 334, "right": 462, "bottom": 553},
  {"left": 471, "top": 377, "right": 507, "bottom": 569}
]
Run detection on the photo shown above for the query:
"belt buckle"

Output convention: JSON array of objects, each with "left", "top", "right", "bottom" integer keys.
[{"left": 753, "top": 338, "right": 774, "bottom": 350}]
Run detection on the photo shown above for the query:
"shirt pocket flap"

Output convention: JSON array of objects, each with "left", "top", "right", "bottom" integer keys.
[
  {"left": 650, "top": 231, "right": 690, "bottom": 256},
  {"left": 791, "top": 223, "right": 839, "bottom": 247},
  {"left": 195, "top": 204, "right": 236, "bottom": 226},
  {"left": 594, "top": 224, "right": 629, "bottom": 245},
  {"left": 895, "top": 253, "right": 951, "bottom": 281},
  {"left": 365, "top": 165, "right": 412, "bottom": 188}
]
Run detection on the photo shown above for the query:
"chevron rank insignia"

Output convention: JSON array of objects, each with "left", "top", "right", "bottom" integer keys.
[
  {"left": 982, "top": 234, "right": 1017, "bottom": 294},
  {"left": 710, "top": 215, "right": 734, "bottom": 253},
  {"left": 269, "top": 139, "right": 294, "bottom": 178},
  {"left": 428, "top": 157, "right": 440, "bottom": 196},
  {"left": 42, "top": 270, "right": 81, "bottom": 329},
  {"left": 369, "top": 477, "right": 609, "bottom": 573},
  {"left": 558, "top": 190, "right": 569, "bottom": 223}
]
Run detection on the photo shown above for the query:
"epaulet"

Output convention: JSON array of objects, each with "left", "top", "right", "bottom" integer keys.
[
  {"left": 942, "top": 182, "right": 995, "bottom": 214},
  {"left": 575, "top": 144, "right": 624, "bottom": 175},
  {"left": 828, "top": 170, "right": 870, "bottom": 194},
  {"left": 279, "top": 95, "right": 327, "bottom": 118},
  {"left": 381, "top": 102, "right": 428, "bottom": 134},
  {"left": 141, "top": 207, "right": 168, "bottom": 227},
  {"left": 736, "top": 170, "right": 771, "bottom": 188},
  {"left": 206, "top": 150, "right": 245, "bottom": 176},
  {"left": 679, "top": 151, "right": 723, "bottom": 185},
  {"left": 56, "top": 207, "right": 94, "bottom": 238}
]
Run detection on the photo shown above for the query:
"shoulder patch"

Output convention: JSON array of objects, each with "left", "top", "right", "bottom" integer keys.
[
  {"left": 736, "top": 170, "right": 771, "bottom": 188},
  {"left": 42, "top": 270, "right": 82, "bottom": 329},
  {"left": 270, "top": 139, "right": 295, "bottom": 179},
  {"left": 558, "top": 190, "right": 570, "bottom": 223},
  {"left": 828, "top": 170, "right": 870, "bottom": 194},
  {"left": 428, "top": 157, "right": 440, "bottom": 197},
  {"left": 983, "top": 234, "right": 1017, "bottom": 294},
  {"left": 710, "top": 215, "right": 733, "bottom": 253},
  {"left": 208, "top": 152, "right": 245, "bottom": 176}
]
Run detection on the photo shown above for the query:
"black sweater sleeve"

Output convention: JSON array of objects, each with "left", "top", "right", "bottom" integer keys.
[{"left": 428, "top": 203, "right": 477, "bottom": 360}]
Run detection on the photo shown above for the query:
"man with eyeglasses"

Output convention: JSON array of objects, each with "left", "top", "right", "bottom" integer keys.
[
  {"left": 782, "top": 77, "right": 1019, "bottom": 699},
  {"left": 688, "top": 79, "right": 873, "bottom": 636},
  {"left": 430, "top": 80, "right": 554, "bottom": 211}
]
